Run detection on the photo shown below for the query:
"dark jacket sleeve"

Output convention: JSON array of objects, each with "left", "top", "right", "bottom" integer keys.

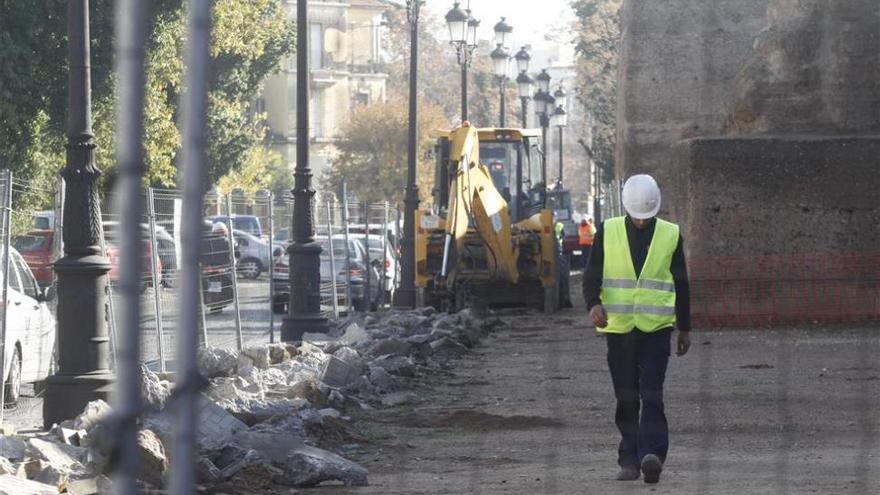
[
  {"left": 671, "top": 234, "right": 691, "bottom": 332},
  {"left": 582, "top": 223, "right": 604, "bottom": 311}
]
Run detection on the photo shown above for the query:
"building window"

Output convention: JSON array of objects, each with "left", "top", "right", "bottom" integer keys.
[
  {"left": 309, "top": 23, "right": 324, "bottom": 70},
  {"left": 310, "top": 89, "right": 324, "bottom": 138},
  {"left": 355, "top": 93, "right": 369, "bottom": 106}
]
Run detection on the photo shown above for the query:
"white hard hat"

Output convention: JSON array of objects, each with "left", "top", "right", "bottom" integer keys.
[{"left": 622, "top": 174, "right": 661, "bottom": 219}]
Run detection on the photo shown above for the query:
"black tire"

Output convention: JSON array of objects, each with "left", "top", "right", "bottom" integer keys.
[
  {"left": 237, "top": 258, "right": 263, "bottom": 280},
  {"left": 5, "top": 348, "right": 21, "bottom": 405}
]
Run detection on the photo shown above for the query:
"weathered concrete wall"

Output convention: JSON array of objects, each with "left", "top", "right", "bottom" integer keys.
[
  {"left": 617, "top": 0, "right": 880, "bottom": 326},
  {"left": 616, "top": 0, "right": 771, "bottom": 221}
]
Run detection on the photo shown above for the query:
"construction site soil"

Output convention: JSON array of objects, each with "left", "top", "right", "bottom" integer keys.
[{"left": 318, "top": 286, "right": 880, "bottom": 494}]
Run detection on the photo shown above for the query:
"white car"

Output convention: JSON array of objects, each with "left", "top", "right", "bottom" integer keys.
[
  {"left": 348, "top": 233, "right": 398, "bottom": 299},
  {"left": 2, "top": 248, "right": 56, "bottom": 404}
]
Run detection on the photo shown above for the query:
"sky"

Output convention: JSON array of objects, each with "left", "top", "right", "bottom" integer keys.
[{"left": 422, "top": 0, "right": 577, "bottom": 55}]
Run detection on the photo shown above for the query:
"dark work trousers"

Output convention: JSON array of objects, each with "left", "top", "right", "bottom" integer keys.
[
  {"left": 605, "top": 328, "right": 672, "bottom": 468},
  {"left": 581, "top": 245, "right": 592, "bottom": 270}
]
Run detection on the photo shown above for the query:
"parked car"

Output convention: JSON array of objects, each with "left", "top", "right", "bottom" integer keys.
[
  {"left": 32, "top": 211, "right": 55, "bottom": 230},
  {"left": 14, "top": 230, "right": 56, "bottom": 288},
  {"left": 104, "top": 236, "right": 163, "bottom": 292},
  {"left": 2, "top": 247, "right": 56, "bottom": 404},
  {"left": 233, "top": 229, "right": 271, "bottom": 279},
  {"left": 272, "top": 236, "right": 381, "bottom": 314},
  {"left": 348, "top": 233, "right": 398, "bottom": 299},
  {"left": 208, "top": 215, "right": 263, "bottom": 239},
  {"left": 201, "top": 223, "right": 236, "bottom": 314},
  {"left": 102, "top": 221, "right": 178, "bottom": 280}
]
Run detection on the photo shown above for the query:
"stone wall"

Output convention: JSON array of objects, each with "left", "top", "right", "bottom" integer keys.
[{"left": 617, "top": 0, "right": 880, "bottom": 326}]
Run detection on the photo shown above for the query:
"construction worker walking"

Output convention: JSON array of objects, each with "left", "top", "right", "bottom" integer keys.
[
  {"left": 582, "top": 174, "right": 691, "bottom": 484},
  {"left": 578, "top": 217, "right": 595, "bottom": 268}
]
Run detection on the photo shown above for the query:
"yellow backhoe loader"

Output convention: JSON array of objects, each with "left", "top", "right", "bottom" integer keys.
[{"left": 415, "top": 123, "right": 566, "bottom": 312}]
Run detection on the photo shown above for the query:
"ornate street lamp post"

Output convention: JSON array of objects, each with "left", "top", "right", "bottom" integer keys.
[
  {"left": 43, "top": 0, "right": 115, "bottom": 429},
  {"left": 282, "top": 0, "right": 328, "bottom": 340},
  {"left": 553, "top": 86, "right": 568, "bottom": 184},
  {"left": 534, "top": 69, "right": 555, "bottom": 174},
  {"left": 394, "top": 0, "right": 423, "bottom": 309},
  {"left": 490, "top": 43, "right": 511, "bottom": 127},
  {"left": 552, "top": 103, "right": 568, "bottom": 185},
  {"left": 446, "top": 2, "right": 479, "bottom": 121},
  {"left": 491, "top": 17, "right": 513, "bottom": 127},
  {"left": 514, "top": 46, "right": 532, "bottom": 127}
]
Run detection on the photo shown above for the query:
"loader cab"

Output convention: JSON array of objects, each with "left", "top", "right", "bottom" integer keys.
[{"left": 433, "top": 128, "right": 546, "bottom": 222}]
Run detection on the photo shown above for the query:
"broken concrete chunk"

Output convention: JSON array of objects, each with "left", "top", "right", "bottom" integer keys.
[
  {"left": 0, "top": 474, "right": 59, "bottom": 495},
  {"left": 0, "top": 436, "right": 27, "bottom": 461},
  {"left": 236, "top": 353, "right": 255, "bottom": 376},
  {"left": 321, "top": 356, "right": 361, "bottom": 389},
  {"left": 71, "top": 400, "right": 112, "bottom": 434},
  {"left": 56, "top": 428, "right": 88, "bottom": 447},
  {"left": 367, "top": 338, "right": 412, "bottom": 358},
  {"left": 287, "top": 380, "right": 328, "bottom": 409},
  {"left": 242, "top": 346, "right": 271, "bottom": 370},
  {"left": 141, "top": 365, "right": 170, "bottom": 410},
  {"left": 0, "top": 457, "right": 14, "bottom": 476},
  {"left": 339, "top": 323, "right": 369, "bottom": 346},
  {"left": 367, "top": 366, "right": 398, "bottom": 393},
  {"left": 137, "top": 430, "right": 167, "bottom": 488},
  {"left": 267, "top": 344, "right": 291, "bottom": 364},
  {"left": 380, "top": 392, "right": 415, "bottom": 407},
  {"left": 25, "top": 438, "right": 85, "bottom": 473},
  {"left": 32, "top": 464, "right": 67, "bottom": 492},
  {"left": 231, "top": 431, "right": 304, "bottom": 464},
  {"left": 430, "top": 336, "right": 470, "bottom": 355},
  {"left": 371, "top": 355, "right": 416, "bottom": 377},
  {"left": 198, "top": 347, "right": 238, "bottom": 378},
  {"left": 65, "top": 476, "right": 100, "bottom": 495},
  {"left": 282, "top": 445, "right": 368, "bottom": 487}
]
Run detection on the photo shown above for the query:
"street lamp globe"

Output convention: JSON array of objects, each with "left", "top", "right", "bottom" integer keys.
[
  {"left": 552, "top": 104, "right": 568, "bottom": 128},
  {"left": 445, "top": 2, "right": 469, "bottom": 44},
  {"left": 554, "top": 86, "right": 568, "bottom": 111},
  {"left": 493, "top": 17, "right": 513, "bottom": 48},
  {"left": 516, "top": 71, "right": 534, "bottom": 98},
  {"left": 490, "top": 44, "right": 510, "bottom": 78},
  {"left": 467, "top": 15, "right": 480, "bottom": 47},
  {"left": 536, "top": 69, "right": 551, "bottom": 93},
  {"left": 514, "top": 46, "right": 531, "bottom": 73},
  {"left": 534, "top": 90, "right": 548, "bottom": 115}
]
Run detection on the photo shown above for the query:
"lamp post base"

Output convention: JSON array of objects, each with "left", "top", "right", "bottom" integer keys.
[
  {"left": 42, "top": 372, "right": 114, "bottom": 429},
  {"left": 281, "top": 315, "right": 329, "bottom": 342},
  {"left": 392, "top": 287, "right": 417, "bottom": 309}
]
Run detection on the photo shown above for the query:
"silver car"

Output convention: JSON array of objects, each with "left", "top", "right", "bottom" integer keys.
[{"left": 233, "top": 230, "right": 271, "bottom": 279}]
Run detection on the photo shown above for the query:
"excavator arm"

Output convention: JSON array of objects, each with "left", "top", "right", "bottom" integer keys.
[{"left": 441, "top": 125, "right": 519, "bottom": 285}]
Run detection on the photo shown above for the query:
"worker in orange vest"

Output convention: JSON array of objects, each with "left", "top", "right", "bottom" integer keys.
[{"left": 578, "top": 217, "right": 595, "bottom": 268}]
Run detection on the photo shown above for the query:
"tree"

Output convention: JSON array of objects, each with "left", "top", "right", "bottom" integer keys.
[
  {"left": 382, "top": 10, "right": 516, "bottom": 128},
  {"left": 321, "top": 100, "right": 447, "bottom": 205},
  {"left": 0, "top": 0, "right": 294, "bottom": 199},
  {"left": 571, "top": 0, "right": 621, "bottom": 184}
]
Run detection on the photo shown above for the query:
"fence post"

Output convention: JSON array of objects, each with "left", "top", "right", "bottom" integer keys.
[
  {"left": 146, "top": 187, "right": 167, "bottom": 372},
  {"left": 267, "top": 193, "right": 275, "bottom": 343},
  {"left": 326, "top": 201, "right": 339, "bottom": 319},
  {"left": 198, "top": 265, "right": 208, "bottom": 347},
  {"left": 225, "top": 193, "right": 243, "bottom": 351},
  {"left": 341, "top": 185, "right": 352, "bottom": 312},
  {"left": 382, "top": 202, "right": 390, "bottom": 307},
  {"left": 364, "top": 202, "right": 371, "bottom": 312},
  {"left": 0, "top": 169, "right": 12, "bottom": 427}
]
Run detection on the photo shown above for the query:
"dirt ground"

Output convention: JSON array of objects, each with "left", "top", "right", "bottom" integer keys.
[{"left": 319, "top": 286, "right": 880, "bottom": 494}]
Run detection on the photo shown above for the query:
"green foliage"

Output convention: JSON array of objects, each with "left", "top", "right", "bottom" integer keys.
[
  {"left": 217, "top": 145, "right": 291, "bottom": 197},
  {"left": 322, "top": 100, "right": 447, "bottom": 205},
  {"left": 572, "top": 0, "right": 621, "bottom": 183},
  {"left": 0, "top": 0, "right": 294, "bottom": 205}
]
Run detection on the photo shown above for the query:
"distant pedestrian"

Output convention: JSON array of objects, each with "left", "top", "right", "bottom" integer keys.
[
  {"left": 582, "top": 174, "right": 691, "bottom": 484},
  {"left": 578, "top": 217, "right": 594, "bottom": 268}
]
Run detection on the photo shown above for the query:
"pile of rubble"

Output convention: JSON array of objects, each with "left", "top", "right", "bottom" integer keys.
[{"left": 0, "top": 308, "right": 503, "bottom": 493}]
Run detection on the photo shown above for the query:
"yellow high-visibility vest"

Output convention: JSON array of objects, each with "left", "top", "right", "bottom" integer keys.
[{"left": 599, "top": 216, "right": 679, "bottom": 334}]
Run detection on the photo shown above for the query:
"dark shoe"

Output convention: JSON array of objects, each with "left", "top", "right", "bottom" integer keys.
[
  {"left": 616, "top": 466, "right": 640, "bottom": 481},
  {"left": 641, "top": 454, "right": 662, "bottom": 484}
]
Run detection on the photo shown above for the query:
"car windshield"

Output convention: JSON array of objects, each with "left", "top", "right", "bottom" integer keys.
[
  {"left": 14, "top": 235, "right": 47, "bottom": 252},
  {"left": 232, "top": 217, "right": 260, "bottom": 236}
]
